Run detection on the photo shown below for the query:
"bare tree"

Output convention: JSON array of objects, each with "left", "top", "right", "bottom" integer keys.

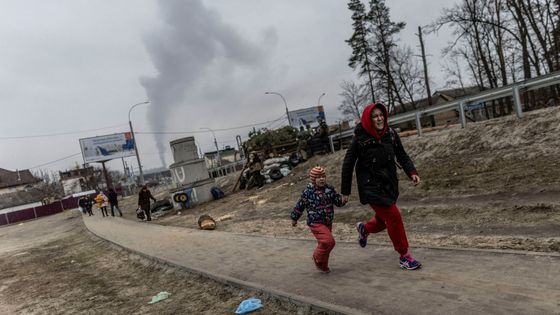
[
  {"left": 32, "top": 169, "right": 64, "bottom": 199},
  {"left": 366, "top": 0, "right": 406, "bottom": 113},
  {"left": 347, "top": 0, "right": 377, "bottom": 101},
  {"left": 417, "top": 26, "right": 433, "bottom": 106},
  {"left": 442, "top": 57, "right": 467, "bottom": 91},
  {"left": 338, "top": 80, "right": 369, "bottom": 120},
  {"left": 393, "top": 46, "right": 425, "bottom": 111}
]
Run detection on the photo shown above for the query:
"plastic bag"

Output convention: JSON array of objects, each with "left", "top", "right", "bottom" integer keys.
[
  {"left": 136, "top": 208, "right": 145, "bottom": 220},
  {"left": 235, "top": 298, "right": 262, "bottom": 314},
  {"left": 148, "top": 291, "right": 171, "bottom": 304}
]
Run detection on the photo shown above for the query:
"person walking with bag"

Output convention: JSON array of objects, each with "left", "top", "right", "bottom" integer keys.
[
  {"left": 78, "top": 196, "right": 87, "bottom": 215},
  {"left": 138, "top": 185, "right": 156, "bottom": 221},
  {"left": 341, "top": 103, "right": 422, "bottom": 270}
]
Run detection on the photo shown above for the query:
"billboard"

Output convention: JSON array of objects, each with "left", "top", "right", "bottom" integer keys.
[
  {"left": 79, "top": 132, "right": 135, "bottom": 163},
  {"left": 288, "top": 106, "right": 326, "bottom": 128}
]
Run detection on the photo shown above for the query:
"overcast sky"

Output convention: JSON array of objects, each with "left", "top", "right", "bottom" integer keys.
[{"left": 0, "top": 0, "right": 457, "bottom": 175}]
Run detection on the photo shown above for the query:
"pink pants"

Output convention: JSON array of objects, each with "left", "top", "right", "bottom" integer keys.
[
  {"left": 364, "top": 203, "right": 409, "bottom": 255},
  {"left": 309, "top": 224, "right": 335, "bottom": 270}
]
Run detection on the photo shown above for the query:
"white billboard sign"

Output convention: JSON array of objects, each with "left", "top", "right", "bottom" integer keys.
[
  {"left": 288, "top": 106, "right": 326, "bottom": 127},
  {"left": 79, "top": 132, "right": 135, "bottom": 163}
]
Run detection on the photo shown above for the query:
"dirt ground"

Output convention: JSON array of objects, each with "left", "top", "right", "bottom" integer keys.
[
  {"left": 152, "top": 107, "right": 560, "bottom": 253},
  {"left": 1, "top": 106, "right": 559, "bottom": 314},
  {"left": 0, "top": 211, "right": 324, "bottom": 314}
]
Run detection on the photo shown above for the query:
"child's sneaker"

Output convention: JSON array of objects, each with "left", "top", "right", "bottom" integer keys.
[
  {"left": 356, "top": 222, "right": 368, "bottom": 248},
  {"left": 399, "top": 253, "right": 422, "bottom": 270}
]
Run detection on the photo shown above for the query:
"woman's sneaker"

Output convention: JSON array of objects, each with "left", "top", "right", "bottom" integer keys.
[
  {"left": 399, "top": 253, "right": 422, "bottom": 270},
  {"left": 356, "top": 222, "right": 368, "bottom": 248}
]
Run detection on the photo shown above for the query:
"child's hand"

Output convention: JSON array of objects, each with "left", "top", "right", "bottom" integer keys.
[{"left": 291, "top": 220, "right": 297, "bottom": 227}]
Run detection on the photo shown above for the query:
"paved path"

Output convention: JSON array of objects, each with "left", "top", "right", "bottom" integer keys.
[{"left": 84, "top": 215, "right": 560, "bottom": 315}]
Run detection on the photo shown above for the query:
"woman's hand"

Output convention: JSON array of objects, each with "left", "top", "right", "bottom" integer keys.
[
  {"left": 291, "top": 220, "right": 297, "bottom": 227},
  {"left": 411, "top": 174, "right": 421, "bottom": 186},
  {"left": 342, "top": 195, "right": 349, "bottom": 204}
]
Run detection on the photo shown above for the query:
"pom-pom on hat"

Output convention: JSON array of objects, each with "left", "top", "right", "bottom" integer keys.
[{"left": 309, "top": 166, "right": 326, "bottom": 183}]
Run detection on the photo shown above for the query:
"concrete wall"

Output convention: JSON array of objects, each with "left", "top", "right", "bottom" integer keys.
[
  {"left": 170, "top": 136, "right": 199, "bottom": 163},
  {"left": 170, "top": 160, "right": 210, "bottom": 186}
]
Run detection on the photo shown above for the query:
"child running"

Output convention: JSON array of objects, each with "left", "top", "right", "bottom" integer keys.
[{"left": 291, "top": 166, "right": 346, "bottom": 273}]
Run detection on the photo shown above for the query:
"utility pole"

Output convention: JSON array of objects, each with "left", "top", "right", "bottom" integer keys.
[
  {"left": 418, "top": 26, "right": 435, "bottom": 126},
  {"left": 128, "top": 101, "right": 150, "bottom": 184},
  {"left": 265, "top": 92, "right": 292, "bottom": 127}
]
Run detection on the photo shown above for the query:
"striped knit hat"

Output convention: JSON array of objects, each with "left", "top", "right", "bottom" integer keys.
[{"left": 309, "top": 166, "right": 326, "bottom": 183}]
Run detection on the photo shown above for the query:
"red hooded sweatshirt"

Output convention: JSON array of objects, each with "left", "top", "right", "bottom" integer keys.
[
  {"left": 360, "top": 103, "right": 388, "bottom": 141},
  {"left": 360, "top": 103, "right": 418, "bottom": 178}
]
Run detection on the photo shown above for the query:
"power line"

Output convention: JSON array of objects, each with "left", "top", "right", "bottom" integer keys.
[
  {"left": 0, "top": 124, "right": 128, "bottom": 140},
  {"left": 28, "top": 152, "right": 82, "bottom": 169},
  {"left": 135, "top": 115, "right": 287, "bottom": 135},
  {"left": 1, "top": 115, "right": 289, "bottom": 139},
  {"left": 14, "top": 115, "right": 289, "bottom": 170}
]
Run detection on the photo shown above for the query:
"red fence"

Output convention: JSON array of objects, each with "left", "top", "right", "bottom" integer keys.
[{"left": 0, "top": 194, "right": 94, "bottom": 227}]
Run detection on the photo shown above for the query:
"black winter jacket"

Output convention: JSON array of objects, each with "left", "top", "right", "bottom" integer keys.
[
  {"left": 340, "top": 124, "right": 416, "bottom": 206},
  {"left": 138, "top": 189, "right": 156, "bottom": 209},
  {"left": 108, "top": 190, "right": 119, "bottom": 204}
]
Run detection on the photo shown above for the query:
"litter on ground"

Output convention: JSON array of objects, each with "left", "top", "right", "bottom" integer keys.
[
  {"left": 235, "top": 298, "right": 262, "bottom": 314},
  {"left": 148, "top": 291, "right": 171, "bottom": 304}
]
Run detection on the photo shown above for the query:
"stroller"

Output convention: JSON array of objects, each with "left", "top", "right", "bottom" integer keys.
[{"left": 136, "top": 207, "right": 146, "bottom": 220}]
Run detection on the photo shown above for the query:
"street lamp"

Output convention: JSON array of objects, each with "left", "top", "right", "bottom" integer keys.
[
  {"left": 128, "top": 101, "right": 150, "bottom": 185},
  {"left": 317, "top": 92, "right": 326, "bottom": 106},
  {"left": 265, "top": 91, "right": 292, "bottom": 127},
  {"left": 200, "top": 127, "right": 221, "bottom": 167}
]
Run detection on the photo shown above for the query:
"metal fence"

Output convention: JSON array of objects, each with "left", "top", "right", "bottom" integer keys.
[
  {"left": 0, "top": 193, "right": 97, "bottom": 226},
  {"left": 208, "top": 160, "right": 246, "bottom": 178},
  {"left": 330, "top": 70, "right": 560, "bottom": 151}
]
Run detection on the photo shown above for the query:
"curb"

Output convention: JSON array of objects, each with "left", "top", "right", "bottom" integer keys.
[{"left": 84, "top": 222, "right": 369, "bottom": 315}]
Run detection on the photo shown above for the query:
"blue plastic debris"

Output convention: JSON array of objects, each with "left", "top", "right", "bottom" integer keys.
[
  {"left": 148, "top": 291, "right": 171, "bottom": 304},
  {"left": 235, "top": 298, "right": 263, "bottom": 314}
]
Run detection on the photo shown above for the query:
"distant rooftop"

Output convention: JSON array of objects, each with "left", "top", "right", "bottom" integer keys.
[{"left": 0, "top": 168, "right": 41, "bottom": 190}]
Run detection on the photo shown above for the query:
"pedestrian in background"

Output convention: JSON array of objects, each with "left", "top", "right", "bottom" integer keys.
[
  {"left": 340, "top": 103, "right": 422, "bottom": 270},
  {"left": 78, "top": 196, "right": 87, "bottom": 215},
  {"left": 95, "top": 191, "right": 109, "bottom": 217},
  {"left": 107, "top": 188, "right": 122, "bottom": 217},
  {"left": 291, "top": 166, "right": 346, "bottom": 273},
  {"left": 138, "top": 185, "right": 156, "bottom": 221},
  {"left": 84, "top": 195, "right": 94, "bottom": 216}
]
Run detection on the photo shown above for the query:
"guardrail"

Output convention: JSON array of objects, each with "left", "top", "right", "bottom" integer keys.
[
  {"left": 393, "top": 70, "right": 560, "bottom": 132},
  {"left": 329, "top": 70, "right": 560, "bottom": 151},
  {"left": 208, "top": 159, "right": 246, "bottom": 178}
]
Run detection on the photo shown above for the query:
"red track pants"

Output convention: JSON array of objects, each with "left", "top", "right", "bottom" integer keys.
[
  {"left": 364, "top": 203, "right": 409, "bottom": 255},
  {"left": 309, "top": 224, "right": 335, "bottom": 270}
]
